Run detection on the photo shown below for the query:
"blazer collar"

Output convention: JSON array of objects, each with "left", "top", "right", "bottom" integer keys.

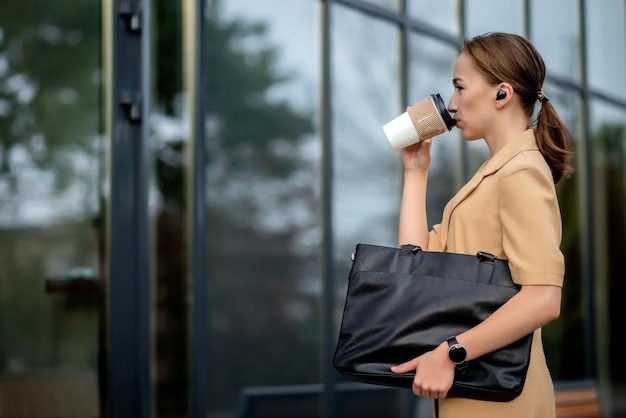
[
  {"left": 438, "top": 129, "right": 538, "bottom": 251},
  {"left": 479, "top": 129, "right": 538, "bottom": 177}
]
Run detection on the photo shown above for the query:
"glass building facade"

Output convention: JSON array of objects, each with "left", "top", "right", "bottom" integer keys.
[{"left": 1, "top": 0, "right": 625, "bottom": 417}]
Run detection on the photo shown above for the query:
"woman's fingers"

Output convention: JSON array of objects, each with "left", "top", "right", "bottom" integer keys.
[{"left": 390, "top": 357, "right": 419, "bottom": 374}]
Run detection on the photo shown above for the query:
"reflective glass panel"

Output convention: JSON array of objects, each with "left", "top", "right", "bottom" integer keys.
[
  {"left": 539, "top": 85, "right": 586, "bottom": 381},
  {"left": 150, "top": 0, "right": 188, "bottom": 415},
  {"left": 530, "top": 0, "right": 582, "bottom": 81},
  {"left": 465, "top": 0, "right": 525, "bottom": 38},
  {"left": 331, "top": 4, "right": 402, "bottom": 253},
  {"left": 331, "top": 5, "right": 411, "bottom": 412},
  {"left": 204, "top": 1, "right": 321, "bottom": 415},
  {"left": 408, "top": 0, "right": 460, "bottom": 34},
  {"left": 585, "top": 0, "right": 626, "bottom": 97},
  {"left": 588, "top": 101, "right": 626, "bottom": 404},
  {"left": 0, "top": 0, "right": 103, "bottom": 416}
]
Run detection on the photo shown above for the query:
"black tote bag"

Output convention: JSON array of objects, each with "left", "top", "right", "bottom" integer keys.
[{"left": 333, "top": 243, "right": 533, "bottom": 402}]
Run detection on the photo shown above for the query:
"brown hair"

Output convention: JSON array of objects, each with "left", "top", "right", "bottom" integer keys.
[{"left": 463, "top": 32, "right": 573, "bottom": 184}]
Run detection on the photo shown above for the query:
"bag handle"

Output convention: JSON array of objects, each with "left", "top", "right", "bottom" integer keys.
[
  {"left": 398, "top": 244, "right": 421, "bottom": 274},
  {"left": 476, "top": 251, "right": 496, "bottom": 283}
]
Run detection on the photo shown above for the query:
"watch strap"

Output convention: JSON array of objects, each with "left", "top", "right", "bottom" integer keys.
[{"left": 446, "top": 336, "right": 468, "bottom": 372}]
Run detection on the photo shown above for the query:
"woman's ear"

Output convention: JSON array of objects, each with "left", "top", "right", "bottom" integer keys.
[{"left": 495, "top": 83, "right": 514, "bottom": 107}]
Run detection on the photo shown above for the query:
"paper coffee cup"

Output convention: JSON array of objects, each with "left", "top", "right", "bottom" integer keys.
[{"left": 382, "top": 93, "right": 455, "bottom": 150}]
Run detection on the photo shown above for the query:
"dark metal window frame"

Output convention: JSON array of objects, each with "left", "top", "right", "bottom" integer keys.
[
  {"left": 185, "top": 0, "right": 209, "bottom": 417},
  {"left": 105, "top": 0, "right": 152, "bottom": 417}
]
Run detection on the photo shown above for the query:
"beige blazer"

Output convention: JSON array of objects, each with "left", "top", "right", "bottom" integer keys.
[
  {"left": 427, "top": 129, "right": 565, "bottom": 287},
  {"left": 428, "top": 129, "right": 564, "bottom": 416}
]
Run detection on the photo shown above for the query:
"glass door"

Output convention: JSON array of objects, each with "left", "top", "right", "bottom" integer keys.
[{"left": 0, "top": 0, "right": 105, "bottom": 417}]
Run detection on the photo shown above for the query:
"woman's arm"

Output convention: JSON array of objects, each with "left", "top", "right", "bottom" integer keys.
[
  {"left": 451, "top": 284, "right": 561, "bottom": 361},
  {"left": 398, "top": 169, "right": 430, "bottom": 247},
  {"left": 397, "top": 137, "right": 433, "bottom": 248}
]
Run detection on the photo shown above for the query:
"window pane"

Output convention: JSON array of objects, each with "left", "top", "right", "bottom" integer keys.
[
  {"left": 540, "top": 86, "right": 586, "bottom": 381},
  {"left": 408, "top": 0, "right": 460, "bottom": 35},
  {"left": 585, "top": 0, "right": 626, "bottom": 97},
  {"left": 204, "top": 1, "right": 321, "bottom": 415},
  {"left": 0, "top": 0, "right": 103, "bottom": 415},
  {"left": 530, "top": 0, "right": 582, "bottom": 81},
  {"left": 331, "top": 5, "right": 402, "bottom": 252},
  {"left": 407, "top": 34, "right": 462, "bottom": 226},
  {"left": 331, "top": 5, "right": 410, "bottom": 411},
  {"left": 465, "top": 0, "right": 525, "bottom": 38},
  {"left": 589, "top": 101, "right": 626, "bottom": 397},
  {"left": 150, "top": 0, "right": 188, "bottom": 415}
]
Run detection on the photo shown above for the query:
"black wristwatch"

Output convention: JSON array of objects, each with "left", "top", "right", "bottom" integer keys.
[{"left": 446, "top": 336, "right": 468, "bottom": 371}]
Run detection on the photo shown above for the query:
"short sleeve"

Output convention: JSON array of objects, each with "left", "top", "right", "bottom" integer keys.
[
  {"left": 497, "top": 153, "right": 565, "bottom": 286},
  {"left": 427, "top": 224, "right": 444, "bottom": 252}
]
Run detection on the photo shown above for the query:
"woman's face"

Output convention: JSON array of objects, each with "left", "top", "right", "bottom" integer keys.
[{"left": 447, "top": 53, "right": 498, "bottom": 141}]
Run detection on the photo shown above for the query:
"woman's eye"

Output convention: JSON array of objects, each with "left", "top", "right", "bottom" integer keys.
[{"left": 454, "top": 85, "right": 463, "bottom": 91}]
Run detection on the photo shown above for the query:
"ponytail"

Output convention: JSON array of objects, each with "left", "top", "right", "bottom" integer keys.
[{"left": 534, "top": 101, "right": 574, "bottom": 184}]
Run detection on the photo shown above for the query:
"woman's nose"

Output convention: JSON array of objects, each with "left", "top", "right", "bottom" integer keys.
[{"left": 447, "top": 99, "right": 456, "bottom": 113}]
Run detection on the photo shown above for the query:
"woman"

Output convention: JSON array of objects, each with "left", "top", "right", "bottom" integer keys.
[{"left": 390, "top": 32, "right": 573, "bottom": 417}]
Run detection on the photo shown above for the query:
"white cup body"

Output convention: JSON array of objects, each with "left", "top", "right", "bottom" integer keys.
[{"left": 382, "top": 112, "right": 419, "bottom": 150}]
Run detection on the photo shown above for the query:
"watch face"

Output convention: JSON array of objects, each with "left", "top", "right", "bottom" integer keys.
[{"left": 449, "top": 344, "right": 467, "bottom": 364}]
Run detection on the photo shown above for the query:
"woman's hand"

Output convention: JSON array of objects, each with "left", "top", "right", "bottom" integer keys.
[
  {"left": 401, "top": 137, "right": 432, "bottom": 171},
  {"left": 400, "top": 105, "right": 433, "bottom": 171},
  {"left": 400, "top": 103, "right": 433, "bottom": 171},
  {"left": 390, "top": 343, "right": 455, "bottom": 399}
]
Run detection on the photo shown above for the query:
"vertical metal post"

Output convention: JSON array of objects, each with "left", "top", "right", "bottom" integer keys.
[
  {"left": 578, "top": 0, "right": 597, "bottom": 380},
  {"left": 104, "top": 0, "right": 152, "bottom": 416},
  {"left": 184, "top": 0, "right": 209, "bottom": 416},
  {"left": 399, "top": 0, "right": 409, "bottom": 139},
  {"left": 458, "top": 0, "right": 471, "bottom": 183},
  {"left": 320, "top": 1, "right": 336, "bottom": 418},
  {"left": 523, "top": 0, "right": 531, "bottom": 38}
]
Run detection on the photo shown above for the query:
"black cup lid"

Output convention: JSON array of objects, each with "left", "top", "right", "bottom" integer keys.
[{"left": 431, "top": 93, "right": 456, "bottom": 130}]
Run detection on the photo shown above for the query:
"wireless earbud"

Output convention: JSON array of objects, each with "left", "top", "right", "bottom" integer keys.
[{"left": 496, "top": 90, "right": 507, "bottom": 101}]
